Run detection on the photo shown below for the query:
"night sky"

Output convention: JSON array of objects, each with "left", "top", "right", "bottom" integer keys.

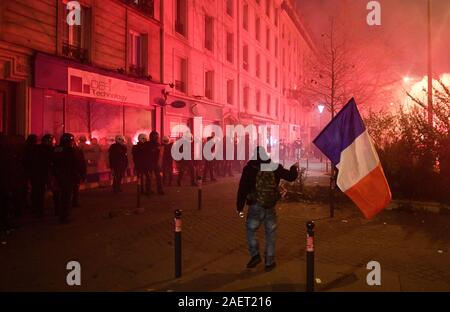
[{"left": 297, "top": 0, "right": 450, "bottom": 77}]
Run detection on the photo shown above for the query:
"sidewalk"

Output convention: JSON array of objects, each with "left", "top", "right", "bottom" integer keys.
[{"left": 1, "top": 176, "right": 449, "bottom": 291}]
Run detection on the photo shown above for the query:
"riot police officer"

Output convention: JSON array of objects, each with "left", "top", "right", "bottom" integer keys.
[
  {"left": 29, "top": 134, "right": 55, "bottom": 217},
  {"left": 53, "top": 133, "right": 85, "bottom": 223}
]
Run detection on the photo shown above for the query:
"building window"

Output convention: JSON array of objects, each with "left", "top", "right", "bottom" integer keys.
[
  {"left": 265, "top": 0, "right": 270, "bottom": 18},
  {"left": 274, "top": 8, "right": 278, "bottom": 26},
  {"left": 243, "top": 3, "right": 249, "bottom": 30},
  {"left": 282, "top": 49, "right": 285, "bottom": 66},
  {"left": 243, "top": 86, "right": 249, "bottom": 109},
  {"left": 255, "top": 53, "right": 260, "bottom": 78},
  {"left": 226, "top": 0, "right": 233, "bottom": 17},
  {"left": 126, "top": 0, "right": 154, "bottom": 18},
  {"left": 274, "top": 37, "right": 278, "bottom": 57},
  {"left": 227, "top": 79, "right": 234, "bottom": 105},
  {"left": 282, "top": 24, "right": 285, "bottom": 39},
  {"left": 226, "top": 32, "right": 234, "bottom": 63},
  {"left": 275, "top": 67, "right": 278, "bottom": 87},
  {"left": 205, "top": 70, "right": 214, "bottom": 100},
  {"left": 275, "top": 98, "right": 279, "bottom": 117},
  {"left": 256, "top": 90, "right": 261, "bottom": 112},
  {"left": 205, "top": 15, "right": 214, "bottom": 51},
  {"left": 128, "top": 30, "right": 147, "bottom": 77},
  {"left": 266, "top": 94, "right": 271, "bottom": 115},
  {"left": 255, "top": 17, "right": 260, "bottom": 42},
  {"left": 266, "top": 27, "right": 270, "bottom": 50},
  {"left": 256, "top": 0, "right": 260, "bottom": 5},
  {"left": 243, "top": 44, "right": 249, "bottom": 71},
  {"left": 62, "top": 4, "right": 90, "bottom": 62},
  {"left": 266, "top": 61, "right": 270, "bottom": 84},
  {"left": 176, "top": 0, "right": 187, "bottom": 37},
  {"left": 175, "top": 57, "right": 187, "bottom": 93}
]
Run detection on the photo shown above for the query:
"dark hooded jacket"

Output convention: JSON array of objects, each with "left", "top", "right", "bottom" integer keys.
[{"left": 236, "top": 154, "right": 298, "bottom": 211}]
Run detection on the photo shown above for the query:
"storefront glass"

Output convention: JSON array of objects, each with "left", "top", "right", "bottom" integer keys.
[
  {"left": 66, "top": 96, "right": 89, "bottom": 136},
  {"left": 39, "top": 92, "right": 153, "bottom": 178},
  {"left": 42, "top": 93, "right": 64, "bottom": 140}
]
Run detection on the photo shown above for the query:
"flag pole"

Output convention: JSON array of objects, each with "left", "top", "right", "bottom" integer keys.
[{"left": 329, "top": 105, "right": 336, "bottom": 218}]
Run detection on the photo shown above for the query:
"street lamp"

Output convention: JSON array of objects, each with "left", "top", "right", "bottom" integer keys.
[
  {"left": 403, "top": 76, "right": 412, "bottom": 84},
  {"left": 317, "top": 104, "right": 325, "bottom": 114}
]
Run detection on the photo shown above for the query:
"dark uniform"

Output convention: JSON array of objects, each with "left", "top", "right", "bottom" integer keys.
[
  {"left": 132, "top": 141, "right": 150, "bottom": 194},
  {"left": 28, "top": 135, "right": 54, "bottom": 217},
  {"left": 146, "top": 131, "right": 164, "bottom": 194},
  {"left": 109, "top": 142, "right": 128, "bottom": 194},
  {"left": 53, "top": 133, "right": 85, "bottom": 223},
  {"left": 176, "top": 138, "right": 196, "bottom": 187},
  {"left": 162, "top": 141, "right": 174, "bottom": 186},
  {"left": 10, "top": 135, "right": 27, "bottom": 218},
  {"left": 72, "top": 146, "right": 86, "bottom": 207},
  {"left": 203, "top": 136, "right": 216, "bottom": 182},
  {"left": 0, "top": 134, "right": 10, "bottom": 231}
]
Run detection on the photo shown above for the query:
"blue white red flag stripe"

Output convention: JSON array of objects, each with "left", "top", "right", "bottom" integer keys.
[{"left": 313, "top": 98, "right": 391, "bottom": 219}]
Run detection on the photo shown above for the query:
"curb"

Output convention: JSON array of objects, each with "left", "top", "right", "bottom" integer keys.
[
  {"left": 80, "top": 176, "right": 138, "bottom": 190},
  {"left": 387, "top": 200, "right": 450, "bottom": 214}
]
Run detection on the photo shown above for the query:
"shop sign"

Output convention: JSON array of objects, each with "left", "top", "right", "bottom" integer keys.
[{"left": 67, "top": 67, "right": 150, "bottom": 106}]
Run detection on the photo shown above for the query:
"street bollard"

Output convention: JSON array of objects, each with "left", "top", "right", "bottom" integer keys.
[
  {"left": 136, "top": 174, "right": 141, "bottom": 209},
  {"left": 174, "top": 209, "right": 182, "bottom": 278},
  {"left": 306, "top": 221, "right": 315, "bottom": 292},
  {"left": 197, "top": 176, "right": 202, "bottom": 210}
]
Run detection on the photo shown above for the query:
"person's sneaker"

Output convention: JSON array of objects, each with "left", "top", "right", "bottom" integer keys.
[
  {"left": 246, "top": 255, "right": 262, "bottom": 268},
  {"left": 265, "top": 262, "right": 277, "bottom": 272}
]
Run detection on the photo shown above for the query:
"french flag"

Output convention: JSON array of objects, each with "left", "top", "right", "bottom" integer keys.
[{"left": 313, "top": 98, "right": 391, "bottom": 219}]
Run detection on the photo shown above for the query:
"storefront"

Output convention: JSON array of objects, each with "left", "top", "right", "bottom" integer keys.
[
  {"left": 165, "top": 95, "right": 223, "bottom": 140},
  {"left": 31, "top": 53, "right": 164, "bottom": 181}
]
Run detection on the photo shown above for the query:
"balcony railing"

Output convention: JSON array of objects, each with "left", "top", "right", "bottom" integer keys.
[
  {"left": 128, "top": 64, "right": 146, "bottom": 78},
  {"left": 175, "top": 80, "right": 186, "bottom": 93},
  {"left": 124, "top": 0, "right": 154, "bottom": 18},
  {"left": 62, "top": 42, "right": 88, "bottom": 62}
]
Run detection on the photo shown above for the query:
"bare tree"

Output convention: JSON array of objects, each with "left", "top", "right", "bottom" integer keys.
[{"left": 303, "top": 17, "right": 395, "bottom": 116}]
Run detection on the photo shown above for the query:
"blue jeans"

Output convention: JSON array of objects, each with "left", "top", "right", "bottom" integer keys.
[{"left": 246, "top": 203, "right": 277, "bottom": 265}]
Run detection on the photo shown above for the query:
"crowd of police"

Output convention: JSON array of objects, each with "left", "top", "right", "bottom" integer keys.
[
  {"left": 0, "top": 133, "right": 86, "bottom": 227},
  {"left": 0, "top": 129, "right": 304, "bottom": 231}
]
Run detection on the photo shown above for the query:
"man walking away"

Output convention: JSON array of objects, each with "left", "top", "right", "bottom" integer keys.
[
  {"left": 109, "top": 135, "right": 128, "bottom": 194},
  {"left": 237, "top": 146, "right": 298, "bottom": 271},
  {"left": 132, "top": 133, "right": 151, "bottom": 195}
]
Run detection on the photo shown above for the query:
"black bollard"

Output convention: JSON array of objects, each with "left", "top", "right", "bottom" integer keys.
[
  {"left": 174, "top": 209, "right": 182, "bottom": 278},
  {"left": 197, "top": 176, "right": 202, "bottom": 210},
  {"left": 306, "top": 221, "right": 315, "bottom": 292}
]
